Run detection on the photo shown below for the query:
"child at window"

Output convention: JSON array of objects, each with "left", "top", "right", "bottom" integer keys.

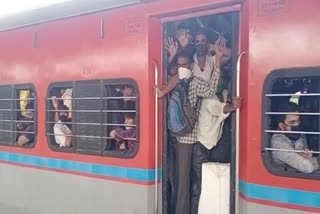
[{"left": 109, "top": 102, "right": 136, "bottom": 151}]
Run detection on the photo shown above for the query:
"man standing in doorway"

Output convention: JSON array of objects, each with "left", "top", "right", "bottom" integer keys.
[{"left": 173, "top": 51, "right": 220, "bottom": 214}]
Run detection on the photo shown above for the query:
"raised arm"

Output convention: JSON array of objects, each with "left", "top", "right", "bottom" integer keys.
[
  {"left": 51, "top": 96, "right": 60, "bottom": 122},
  {"left": 210, "top": 36, "right": 231, "bottom": 66},
  {"left": 165, "top": 37, "right": 178, "bottom": 64}
]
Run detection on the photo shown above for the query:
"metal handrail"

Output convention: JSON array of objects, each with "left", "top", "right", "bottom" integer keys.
[
  {"left": 0, "top": 98, "right": 36, "bottom": 101},
  {"left": 102, "top": 123, "right": 136, "bottom": 127},
  {"left": 47, "top": 96, "right": 137, "bottom": 100},
  {"left": 46, "top": 121, "right": 136, "bottom": 126},
  {"left": 153, "top": 60, "right": 159, "bottom": 214},
  {"left": 264, "top": 148, "right": 320, "bottom": 154},
  {"left": 47, "top": 133, "right": 136, "bottom": 140},
  {"left": 0, "top": 109, "right": 36, "bottom": 111},
  {"left": 266, "top": 112, "right": 320, "bottom": 116},
  {"left": 0, "top": 119, "right": 35, "bottom": 123},
  {"left": 46, "top": 110, "right": 136, "bottom": 113},
  {"left": 235, "top": 51, "right": 245, "bottom": 214},
  {"left": 0, "top": 129, "right": 35, "bottom": 134},
  {"left": 265, "top": 130, "right": 320, "bottom": 135},
  {"left": 265, "top": 93, "right": 320, "bottom": 97}
]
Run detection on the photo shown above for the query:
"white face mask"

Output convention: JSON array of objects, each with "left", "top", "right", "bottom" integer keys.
[{"left": 178, "top": 67, "right": 192, "bottom": 80}]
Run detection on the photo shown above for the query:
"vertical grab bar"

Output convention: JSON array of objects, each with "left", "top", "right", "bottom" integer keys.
[
  {"left": 235, "top": 51, "right": 245, "bottom": 214},
  {"left": 153, "top": 60, "right": 159, "bottom": 214}
]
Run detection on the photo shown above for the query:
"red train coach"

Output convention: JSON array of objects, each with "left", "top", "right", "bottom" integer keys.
[{"left": 0, "top": 0, "right": 319, "bottom": 214}]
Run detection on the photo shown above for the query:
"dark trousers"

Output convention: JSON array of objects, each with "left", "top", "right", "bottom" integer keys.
[
  {"left": 168, "top": 135, "right": 177, "bottom": 213},
  {"left": 175, "top": 143, "right": 193, "bottom": 214},
  {"left": 190, "top": 123, "right": 231, "bottom": 214}
]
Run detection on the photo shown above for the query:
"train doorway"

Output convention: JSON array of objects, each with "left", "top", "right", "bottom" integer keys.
[{"left": 160, "top": 8, "right": 240, "bottom": 214}]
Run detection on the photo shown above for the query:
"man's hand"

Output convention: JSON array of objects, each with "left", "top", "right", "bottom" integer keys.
[
  {"left": 154, "top": 86, "right": 164, "bottom": 98},
  {"left": 214, "top": 36, "right": 225, "bottom": 67},
  {"left": 302, "top": 149, "right": 312, "bottom": 159},
  {"left": 17, "top": 122, "right": 27, "bottom": 131},
  {"left": 51, "top": 96, "right": 59, "bottom": 110},
  {"left": 232, "top": 96, "right": 242, "bottom": 110},
  {"left": 223, "top": 96, "right": 243, "bottom": 114},
  {"left": 110, "top": 130, "right": 116, "bottom": 138},
  {"left": 165, "top": 37, "right": 178, "bottom": 59},
  {"left": 119, "top": 142, "right": 126, "bottom": 150}
]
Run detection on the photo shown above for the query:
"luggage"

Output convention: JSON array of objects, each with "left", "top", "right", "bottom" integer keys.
[
  {"left": 167, "top": 78, "right": 197, "bottom": 136},
  {"left": 198, "top": 162, "right": 230, "bottom": 214}
]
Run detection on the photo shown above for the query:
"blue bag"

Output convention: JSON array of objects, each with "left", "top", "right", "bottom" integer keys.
[{"left": 167, "top": 78, "right": 197, "bottom": 137}]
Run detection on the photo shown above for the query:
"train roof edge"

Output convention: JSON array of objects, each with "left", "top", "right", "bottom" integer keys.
[{"left": 0, "top": 0, "right": 154, "bottom": 32}]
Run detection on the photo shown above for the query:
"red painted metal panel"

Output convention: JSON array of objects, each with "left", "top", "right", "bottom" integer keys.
[
  {"left": 0, "top": 0, "right": 243, "bottom": 170},
  {"left": 243, "top": 0, "right": 320, "bottom": 193},
  {"left": 1, "top": 1, "right": 319, "bottom": 210}
]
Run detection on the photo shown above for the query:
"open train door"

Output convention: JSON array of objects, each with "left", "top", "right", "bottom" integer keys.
[{"left": 149, "top": 1, "right": 246, "bottom": 214}]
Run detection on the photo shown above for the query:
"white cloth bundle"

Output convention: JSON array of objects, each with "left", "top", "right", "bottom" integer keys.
[{"left": 198, "top": 162, "right": 230, "bottom": 214}]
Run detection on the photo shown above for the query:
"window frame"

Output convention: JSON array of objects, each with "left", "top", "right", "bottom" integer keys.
[
  {"left": 262, "top": 67, "right": 320, "bottom": 180},
  {"left": 46, "top": 78, "right": 140, "bottom": 159},
  {"left": 0, "top": 83, "right": 37, "bottom": 148},
  {"left": 46, "top": 81, "right": 74, "bottom": 153}
]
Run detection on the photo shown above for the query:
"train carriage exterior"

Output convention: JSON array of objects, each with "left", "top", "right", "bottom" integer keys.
[{"left": 0, "top": 0, "right": 319, "bottom": 213}]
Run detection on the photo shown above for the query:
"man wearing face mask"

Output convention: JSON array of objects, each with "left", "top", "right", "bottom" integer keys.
[
  {"left": 157, "top": 29, "right": 231, "bottom": 99},
  {"left": 271, "top": 102, "right": 319, "bottom": 173},
  {"left": 171, "top": 51, "right": 220, "bottom": 214},
  {"left": 193, "top": 29, "right": 231, "bottom": 82}
]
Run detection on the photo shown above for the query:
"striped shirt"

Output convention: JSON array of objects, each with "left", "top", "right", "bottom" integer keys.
[{"left": 177, "top": 69, "right": 220, "bottom": 144}]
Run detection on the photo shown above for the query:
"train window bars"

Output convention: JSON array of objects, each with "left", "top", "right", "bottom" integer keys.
[
  {"left": 0, "top": 84, "right": 37, "bottom": 148},
  {"left": 262, "top": 68, "right": 320, "bottom": 179},
  {"left": 46, "top": 79, "right": 139, "bottom": 158}
]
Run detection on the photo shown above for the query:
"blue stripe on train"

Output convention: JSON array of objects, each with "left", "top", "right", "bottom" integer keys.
[
  {"left": 0, "top": 151, "right": 319, "bottom": 208},
  {"left": 239, "top": 179, "right": 320, "bottom": 208},
  {"left": 0, "top": 151, "right": 162, "bottom": 182}
]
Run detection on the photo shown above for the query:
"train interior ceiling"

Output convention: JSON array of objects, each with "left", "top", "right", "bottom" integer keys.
[{"left": 161, "top": 11, "right": 239, "bottom": 214}]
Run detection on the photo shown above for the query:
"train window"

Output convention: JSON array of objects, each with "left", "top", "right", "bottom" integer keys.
[
  {"left": 262, "top": 68, "right": 320, "bottom": 179},
  {"left": 0, "top": 84, "right": 37, "bottom": 148},
  {"left": 46, "top": 79, "right": 139, "bottom": 158}
]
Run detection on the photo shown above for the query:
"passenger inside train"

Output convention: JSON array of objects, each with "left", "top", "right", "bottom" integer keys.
[
  {"left": 159, "top": 12, "right": 239, "bottom": 214},
  {"left": 164, "top": 49, "right": 222, "bottom": 214},
  {"left": 109, "top": 101, "right": 136, "bottom": 151},
  {"left": 15, "top": 89, "right": 36, "bottom": 147},
  {"left": 105, "top": 84, "right": 137, "bottom": 152},
  {"left": 53, "top": 103, "right": 72, "bottom": 147},
  {"left": 270, "top": 102, "right": 319, "bottom": 173},
  {"left": 49, "top": 87, "right": 73, "bottom": 148},
  {"left": 17, "top": 102, "right": 35, "bottom": 146},
  {"left": 158, "top": 28, "right": 231, "bottom": 98},
  {"left": 47, "top": 82, "right": 138, "bottom": 154},
  {"left": 266, "top": 77, "right": 320, "bottom": 175}
]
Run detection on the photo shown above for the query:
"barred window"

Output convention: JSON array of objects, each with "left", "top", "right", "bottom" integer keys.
[
  {"left": 0, "top": 84, "right": 37, "bottom": 147},
  {"left": 46, "top": 79, "right": 139, "bottom": 158},
  {"left": 262, "top": 68, "right": 320, "bottom": 179}
]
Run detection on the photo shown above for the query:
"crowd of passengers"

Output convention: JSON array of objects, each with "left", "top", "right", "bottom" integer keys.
[
  {"left": 156, "top": 22, "right": 320, "bottom": 214},
  {"left": 49, "top": 85, "right": 137, "bottom": 151},
  {"left": 155, "top": 22, "right": 241, "bottom": 214}
]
